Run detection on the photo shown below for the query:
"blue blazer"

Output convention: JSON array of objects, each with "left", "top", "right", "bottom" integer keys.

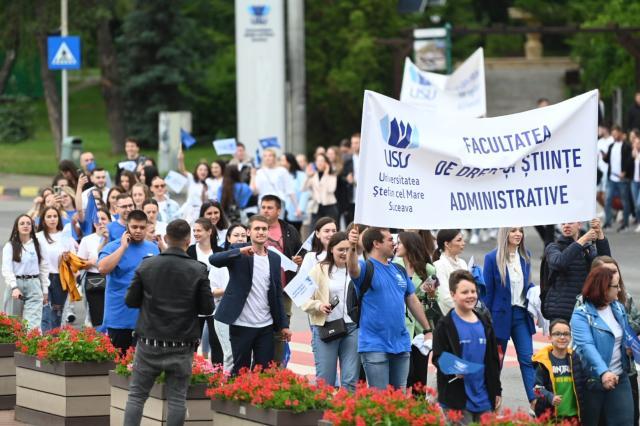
[
  {"left": 482, "top": 248, "right": 535, "bottom": 340},
  {"left": 209, "top": 245, "right": 289, "bottom": 330}
]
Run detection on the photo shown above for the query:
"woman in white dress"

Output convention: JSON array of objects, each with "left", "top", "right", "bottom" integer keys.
[{"left": 252, "top": 148, "right": 299, "bottom": 216}]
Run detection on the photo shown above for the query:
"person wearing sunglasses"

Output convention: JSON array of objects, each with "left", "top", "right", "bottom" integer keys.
[
  {"left": 571, "top": 267, "right": 634, "bottom": 426},
  {"left": 150, "top": 176, "right": 180, "bottom": 223}
]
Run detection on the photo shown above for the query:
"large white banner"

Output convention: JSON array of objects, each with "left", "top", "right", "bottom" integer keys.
[
  {"left": 400, "top": 48, "right": 486, "bottom": 117},
  {"left": 236, "top": 1, "right": 286, "bottom": 155},
  {"left": 355, "top": 90, "right": 598, "bottom": 229}
]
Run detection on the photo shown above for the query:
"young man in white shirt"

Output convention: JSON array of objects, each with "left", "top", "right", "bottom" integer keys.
[{"left": 209, "top": 215, "right": 292, "bottom": 376}]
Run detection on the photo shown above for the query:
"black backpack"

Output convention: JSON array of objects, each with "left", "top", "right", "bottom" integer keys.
[
  {"left": 346, "top": 260, "right": 374, "bottom": 324},
  {"left": 539, "top": 253, "right": 555, "bottom": 319}
]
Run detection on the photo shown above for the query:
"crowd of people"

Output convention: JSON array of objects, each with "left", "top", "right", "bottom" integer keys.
[{"left": 1, "top": 126, "right": 639, "bottom": 426}]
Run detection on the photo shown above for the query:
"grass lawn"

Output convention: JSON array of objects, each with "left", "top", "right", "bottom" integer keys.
[{"left": 0, "top": 84, "right": 220, "bottom": 176}]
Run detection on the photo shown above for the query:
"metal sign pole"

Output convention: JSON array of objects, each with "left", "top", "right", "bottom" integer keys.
[{"left": 61, "top": 0, "right": 68, "bottom": 142}]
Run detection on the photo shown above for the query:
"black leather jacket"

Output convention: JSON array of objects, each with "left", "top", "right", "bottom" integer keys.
[{"left": 125, "top": 247, "right": 214, "bottom": 341}]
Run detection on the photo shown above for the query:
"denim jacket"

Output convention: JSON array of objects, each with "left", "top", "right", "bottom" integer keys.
[{"left": 571, "top": 300, "right": 631, "bottom": 379}]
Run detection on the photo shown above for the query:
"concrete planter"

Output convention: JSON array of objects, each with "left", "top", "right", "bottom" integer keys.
[
  {"left": 211, "top": 399, "right": 325, "bottom": 426},
  {"left": 109, "top": 371, "right": 212, "bottom": 425},
  {"left": 14, "top": 352, "right": 113, "bottom": 425},
  {"left": 0, "top": 344, "right": 16, "bottom": 410}
]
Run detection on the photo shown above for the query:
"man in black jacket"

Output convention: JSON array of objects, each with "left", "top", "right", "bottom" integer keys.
[
  {"left": 543, "top": 219, "right": 610, "bottom": 322},
  {"left": 123, "top": 219, "right": 213, "bottom": 426}
]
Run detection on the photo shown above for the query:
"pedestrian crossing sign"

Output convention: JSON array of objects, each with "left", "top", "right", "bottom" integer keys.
[{"left": 47, "top": 36, "right": 81, "bottom": 70}]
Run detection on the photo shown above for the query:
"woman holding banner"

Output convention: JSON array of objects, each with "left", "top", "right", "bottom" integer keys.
[
  {"left": 571, "top": 267, "right": 634, "bottom": 426},
  {"left": 482, "top": 227, "right": 536, "bottom": 410},
  {"left": 302, "top": 232, "right": 358, "bottom": 392}
]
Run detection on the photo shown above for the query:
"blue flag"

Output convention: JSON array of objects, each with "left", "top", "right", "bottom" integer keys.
[
  {"left": 438, "top": 351, "right": 484, "bottom": 375},
  {"left": 180, "top": 128, "right": 196, "bottom": 149},
  {"left": 81, "top": 191, "right": 100, "bottom": 236},
  {"left": 625, "top": 323, "right": 640, "bottom": 362},
  {"left": 259, "top": 136, "right": 280, "bottom": 149},
  {"left": 282, "top": 342, "right": 291, "bottom": 367},
  {"left": 254, "top": 148, "right": 262, "bottom": 168}
]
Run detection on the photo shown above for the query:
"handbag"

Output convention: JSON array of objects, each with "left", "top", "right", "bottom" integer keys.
[
  {"left": 85, "top": 273, "right": 106, "bottom": 292},
  {"left": 318, "top": 269, "right": 349, "bottom": 342},
  {"left": 318, "top": 318, "right": 347, "bottom": 342}
]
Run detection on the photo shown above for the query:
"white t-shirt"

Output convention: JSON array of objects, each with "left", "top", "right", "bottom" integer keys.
[
  {"left": 598, "top": 305, "right": 623, "bottom": 375},
  {"left": 326, "top": 266, "right": 353, "bottom": 323},
  {"left": 206, "top": 177, "right": 223, "bottom": 201},
  {"left": 609, "top": 142, "right": 623, "bottom": 182},
  {"left": 234, "top": 254, "right": 273, "bottom": 327},
  {"left": 77, "top": 233, "right": 106, "bottom": 273},
  {"left": 36, "top": 231, "right": 77, "bottom": 273},
  {"left": 300, "top": 251, "right": 326, "bottom": 274},
  {"left": 597, "top": 136, "right": 613, "bottom": 175},
  {"left": 255, "top": 167, "right": 294, "bottom": 203},
  {"left": 634, "top": 156, "right": 640, "bottom": 182}
]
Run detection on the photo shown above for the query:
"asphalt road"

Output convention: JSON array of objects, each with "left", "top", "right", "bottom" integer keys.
[{"left": 1, "top": 195, "right": 639, "bottom": 412}]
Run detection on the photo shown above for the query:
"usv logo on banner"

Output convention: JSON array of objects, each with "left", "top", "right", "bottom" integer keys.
[
  {"left": 248, "top": 5, "right": 270, "bottom": 24},
  {"left": 380, "top": 115, "right": 420, "bottom": 169},
  {"left": 400, "top": 47, "right": 485, "bottom": 117}
]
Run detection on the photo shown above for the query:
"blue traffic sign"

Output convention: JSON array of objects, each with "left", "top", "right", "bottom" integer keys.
[{"left": 47, "top": 36, "right": 81, "bottom": 70}]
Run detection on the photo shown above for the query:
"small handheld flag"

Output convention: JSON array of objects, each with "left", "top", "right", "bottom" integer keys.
[
  {"left": 180, "top": 129, "right": 196, "bottom": 149},
  {"left": 438, "top": 351, "right": 484, "bottom": 376}
]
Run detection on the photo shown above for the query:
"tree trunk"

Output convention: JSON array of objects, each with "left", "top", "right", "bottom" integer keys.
[
  {"left": 96, "top": 17, "right": 127, "bottom": 155},
  {"left": 0, "top": 49, "right": 17, "bottom": 95},
  {"left": 0, "top": 7, "right": 20, "bottom": 95},
  {"left": 34, "top": 0, "right": 62, "bottom": 158}
]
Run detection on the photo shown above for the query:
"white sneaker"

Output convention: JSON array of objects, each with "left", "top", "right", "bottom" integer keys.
[
  {"left": 635, "top": 224, "right": 640, "bottom": 233},
  {"left": 469, "top": 233, "right": 479, "bottom": 245}
]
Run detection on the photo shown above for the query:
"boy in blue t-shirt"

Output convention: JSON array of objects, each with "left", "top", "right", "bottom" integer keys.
[{"left": 433, "top": 269, "right": 502, "bottom": 423}]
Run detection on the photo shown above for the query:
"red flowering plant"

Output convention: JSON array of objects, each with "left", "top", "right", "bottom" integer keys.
[
  {"left": 115, "top": 347, "right": 227, "bottom": 385},
  {"left": 207, "top": 363, "right": 334, "bottom": 413},
  {"left": 16, "top": 326, "right": 117, "bottom": 362},
  {"left": 323, "top": 382, "right": 446, "bottom": 426},
  {"left": 0, "top": 312, "right": 24, "bottom": 344},
  {"left": 467, "top": 409, "right": 578, "bottom": 426}
]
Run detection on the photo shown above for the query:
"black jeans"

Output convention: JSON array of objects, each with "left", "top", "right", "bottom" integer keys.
[
  {"left": 84, "top": 272, "right": 105, "bottom": 326},
  {"left": 229, "top": 324, "right": 274, "bottom": 376},
  {"left": 123, "top": 341, "right": 193, "bottom": 426},
  {"left": 109, "top": 328, "right": 136, "bottom": 354},
  {"left": 198, "top": 316, "right": 223, "bottom": 364}
]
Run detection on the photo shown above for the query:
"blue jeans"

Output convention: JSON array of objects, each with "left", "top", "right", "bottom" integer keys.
[
  {"left": 123, "top": 341, "right": 193, "bottom": 426},
  {"left": 582, "top": 374, "right": 634, "bottom": 426},
  {"left": 497, "top": 306, "right": 535, "bottom": 402},
  {"left": 631, "top": 181, "right": 640, "bottom": 220},
  {"left": 311, "top": 323, "right": 359, "bottom": 392},
  {"left": 41, "top": 273, "right": 67, "bottom": 332},
  {"left": 605, "top": 179, "right": 632, "bottom": 227},
  {"left": 360, "top": 351, "right": 410, "bottom": 390}
]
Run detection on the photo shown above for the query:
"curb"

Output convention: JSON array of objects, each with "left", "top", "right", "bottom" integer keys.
[{"left": 0, "top": 186, "right": 40, "bottom": 198}]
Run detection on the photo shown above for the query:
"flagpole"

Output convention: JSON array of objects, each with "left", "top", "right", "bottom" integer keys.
[{"left": 61, "top": 0, "right": 69, "bottom": 145}]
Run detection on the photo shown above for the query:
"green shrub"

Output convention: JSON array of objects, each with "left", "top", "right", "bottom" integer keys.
[{"left": 0, "top": 96, "right": 34, "bottom": 143}]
